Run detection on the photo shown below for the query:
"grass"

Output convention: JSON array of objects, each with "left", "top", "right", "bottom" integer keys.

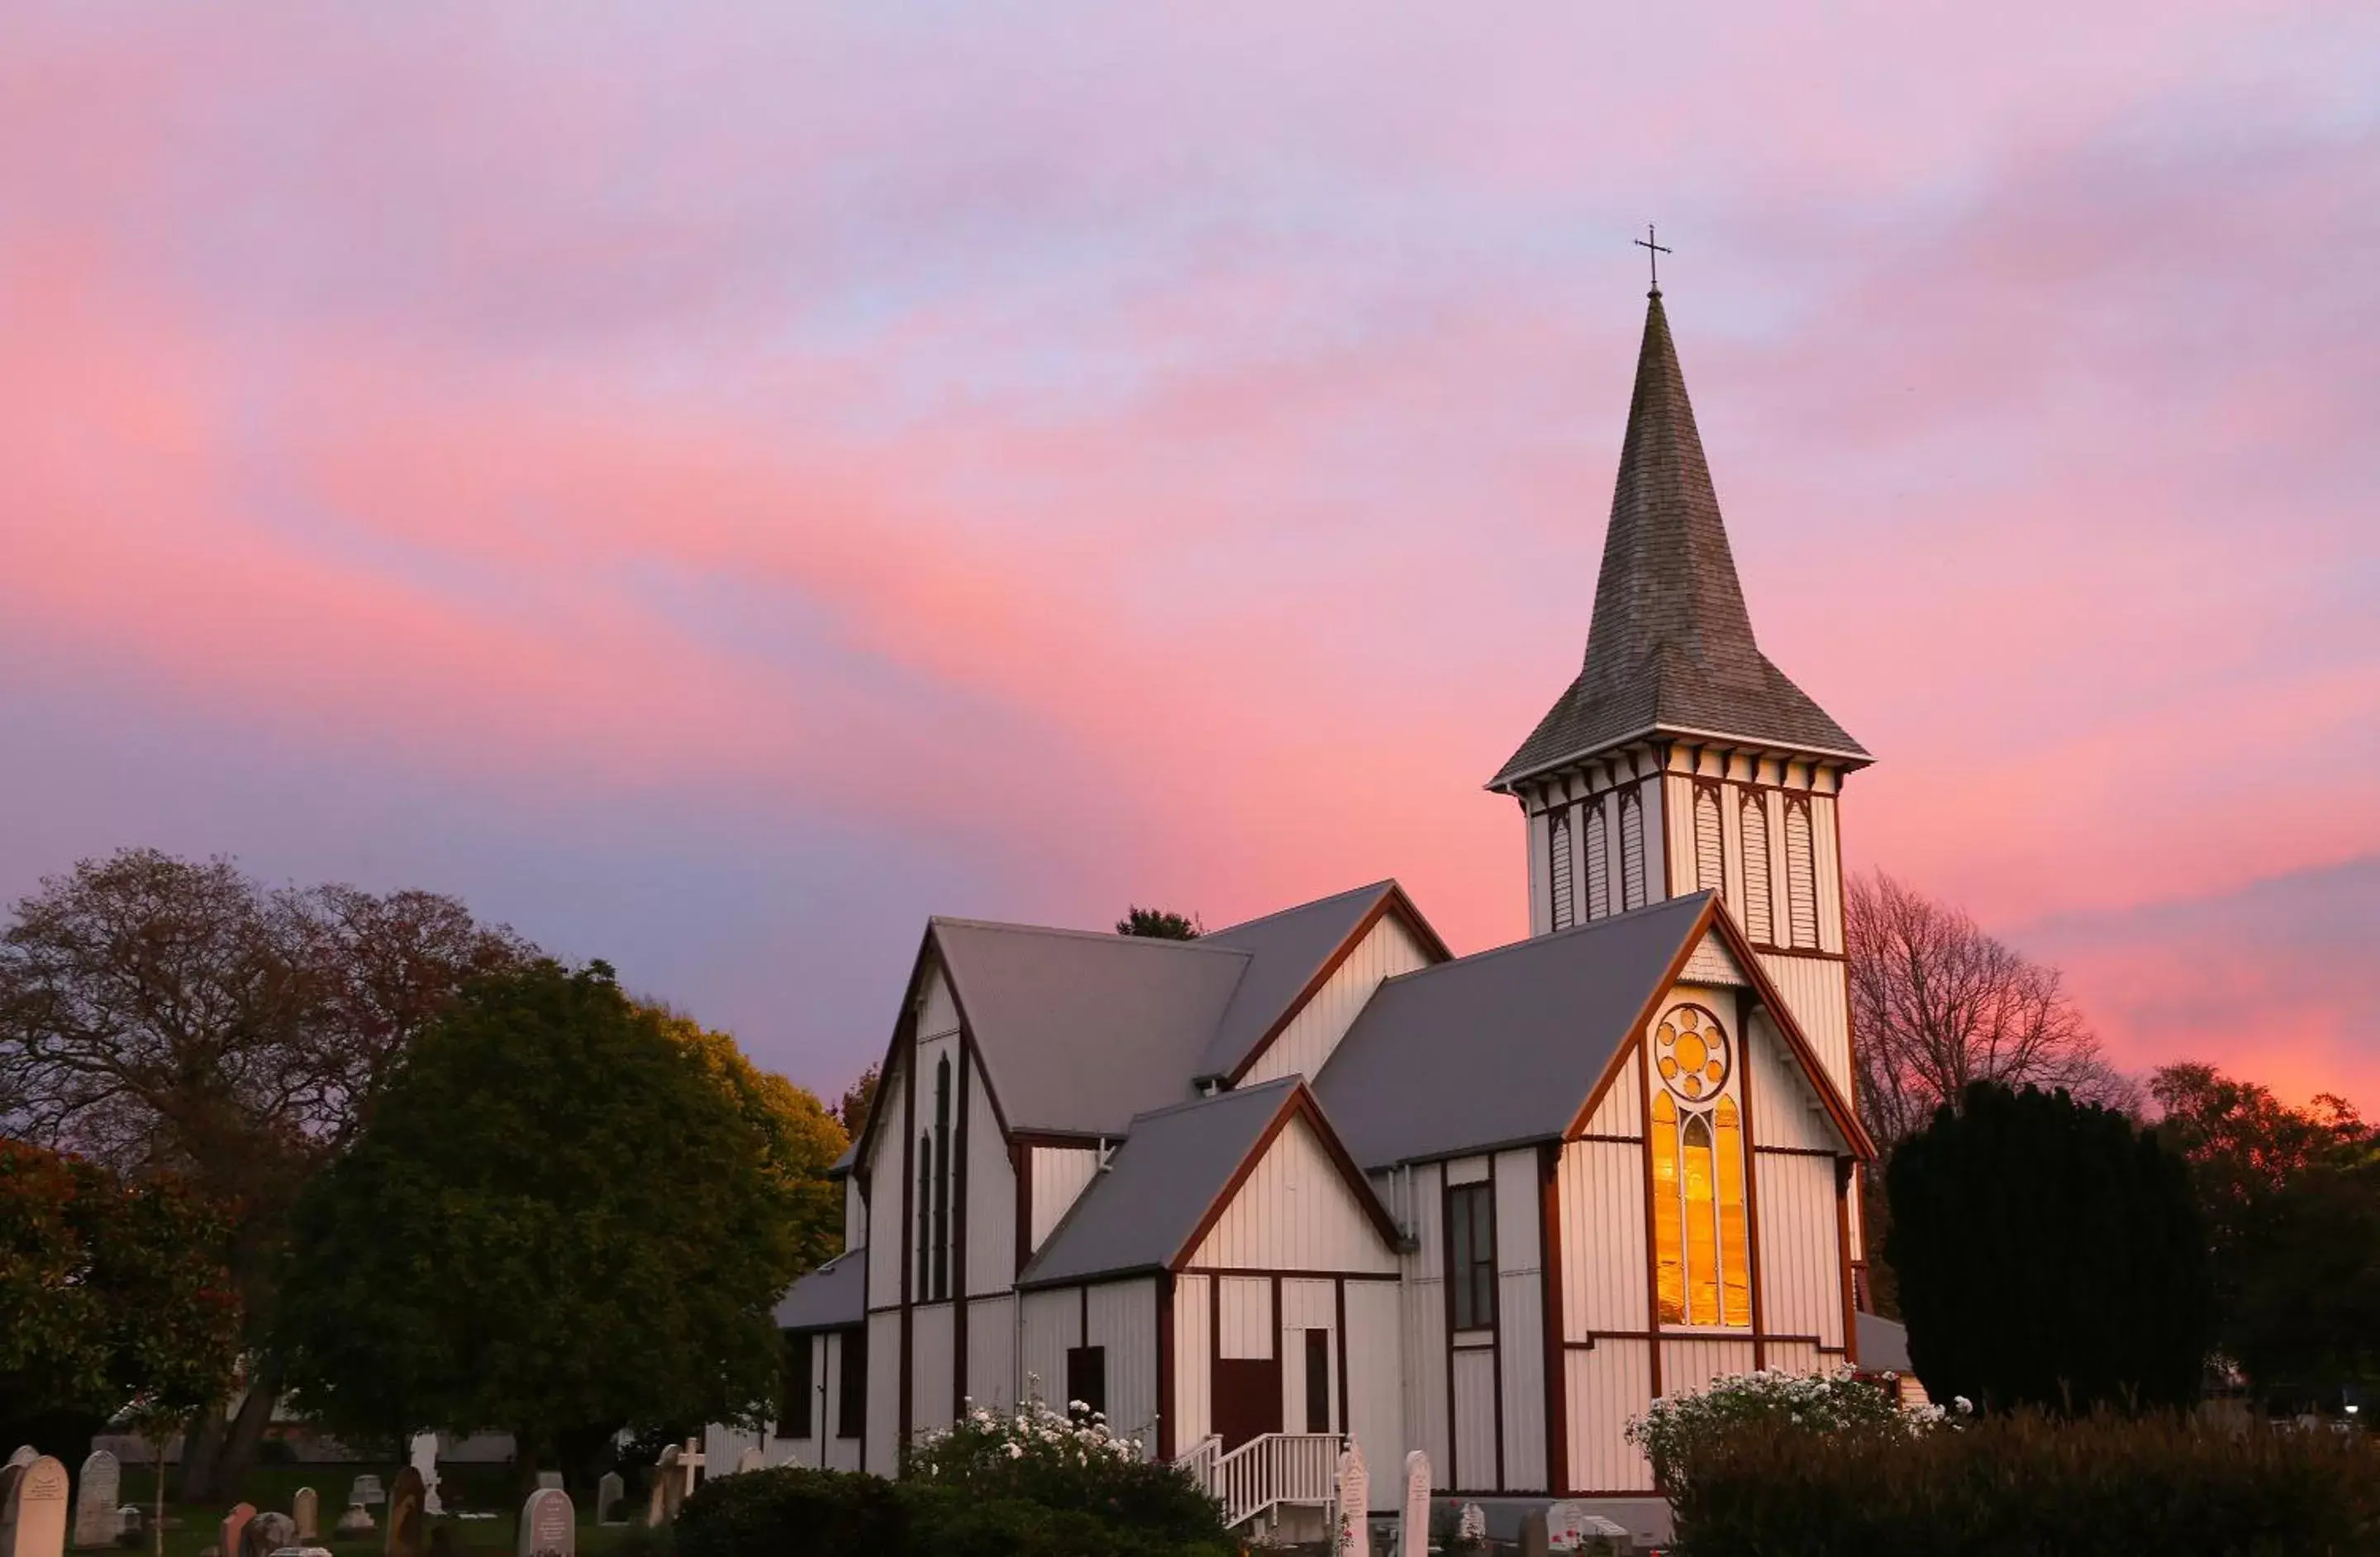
[{"left": 114, "top": 1465, "right": 650, "bottom": 1557}]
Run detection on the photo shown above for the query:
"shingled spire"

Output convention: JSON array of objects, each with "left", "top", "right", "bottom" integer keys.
[{"left": 1490, "top": 291, "right": 1865, "bottom": 789}]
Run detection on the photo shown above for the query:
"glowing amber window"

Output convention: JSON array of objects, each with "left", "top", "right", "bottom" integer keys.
[{"left": 1648, "top": 1004, "right": 1753, "bottom": 1331}]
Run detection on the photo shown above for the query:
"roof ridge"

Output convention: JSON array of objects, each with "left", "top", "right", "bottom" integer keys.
[
  {"left": 1204, "top": 880, "right": 1397, "bottom": 939},
  {"left": 1376, "top": 891, "right": 1711, "bottom": 985},
  {"left": 929, "top": 915, "right": 1253, "bottom": 959},
  {"left": 1124, "top": 1074, "right": 1300, "bottom": 1127}
]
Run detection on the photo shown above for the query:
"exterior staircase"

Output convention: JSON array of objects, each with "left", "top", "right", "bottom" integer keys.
[{"left": 1175, "top": 1431, "right": 1343, "bottom": 1535}]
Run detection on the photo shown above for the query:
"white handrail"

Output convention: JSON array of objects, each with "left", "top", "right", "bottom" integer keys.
[{"left": 1183, "top": 1431, "right": 1342, "bottom": 1531}]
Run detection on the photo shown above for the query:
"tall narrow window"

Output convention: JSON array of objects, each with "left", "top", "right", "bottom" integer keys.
[
  {"left": 1584, "top": 800, "right": 1610, "bottom": 921},
  {"left": 932, "top": 1055, "right": 952, "bottom": 1302},
  {"left": 1694, "top": 785, "right": 1725, "bottom": 896},
  {"left": 1549, "top": 808, "right": 1574, "bottom": 931},
  {"left": 837, "top": 1327, "right": 867, "bottom": 1439},
  {"left": 1065, "top": 1345, "right": 1107, "bottom": 1418},
  {"left": 1621, "top": 790, "right": 1646, "bottom": 910},
  {"left": 1446, "top": 1180, "right": 1497, "bottom": 1331},
  {"left": 916, "top": 1132, "right": 933, "bottom": 1299},
  {"left": 1304, "top": 1330, "right": 1332, "bottom": 1433},
  {"left": 778, "top": 1331, "right": 813, "bottom": 1439},
  {"left": 1784, "top": 798, "right": 1818, "bottom": 947},
  {"left": 1647, "top": 1005, "right": 1752, "bottom": 1331},
  {"left": 1740, "top": 796, "right": 1773, "bottom": 943}
]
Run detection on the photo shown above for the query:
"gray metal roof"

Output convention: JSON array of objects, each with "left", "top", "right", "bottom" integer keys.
[
  {"left": 932, "top": 919, "right": 1251, "bottom": 1136},
  {"left": 1314, "top": 893, "right": 1711, "bottom": 1168},
  {"left": 1492, "top": 293, "right": 1864, "bottom": 789},
  {"left": 774, "top": 1250, "right": 864, "bottom": 1331},
  {"left": 1016, "top": 1078, "right": 1302, "bottom": 1288},
  {"left": 1195, "top": 882, "right": 1400, "bottom": 1081},
  {"left": 1857, "top": 1311, "right": 1913, "bottom": 1374}
]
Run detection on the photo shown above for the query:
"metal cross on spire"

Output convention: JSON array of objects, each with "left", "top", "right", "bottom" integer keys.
[{"left": 1635, "top": 224, "right": 1673, "bottom": 293}]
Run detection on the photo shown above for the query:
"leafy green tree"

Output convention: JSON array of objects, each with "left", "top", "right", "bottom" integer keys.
[
  {"left": 1115, "top": 907, "right": 1202, "bottom": 940},
  {"left": 0, "top": 1140, "right": 241, "bottom": 1470},
  {"left": 1886, "top": 1080, "right": 2209, "bottom": 1414},
  {"left": 275, "top": 960, "right": 806, "bottom": 1482}
]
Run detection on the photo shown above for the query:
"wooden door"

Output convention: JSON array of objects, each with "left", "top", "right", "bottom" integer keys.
[{"left": 1212, "top": 1357, "right": 1283, "bottom": 1450}]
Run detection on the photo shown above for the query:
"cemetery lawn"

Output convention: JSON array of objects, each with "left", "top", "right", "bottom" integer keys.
[{"left": 117, "top": 1467, "right": 645, "bottom": 1557}]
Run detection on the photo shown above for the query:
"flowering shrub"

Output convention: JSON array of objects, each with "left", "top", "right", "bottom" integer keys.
[
  {"left": 903, "top": 1393, "right": 1227, "bottom": 1554},
  {"left": 1625, "top": 1369, "right": 1954, "bottom": 1488}
]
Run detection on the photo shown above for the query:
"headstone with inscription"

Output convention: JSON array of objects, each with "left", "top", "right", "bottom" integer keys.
[
  {"left": 1397, "top": 1450, "right": 1429, "bottom": 1557},
  {"left": 1334, "top": 1442, "right": 1368, "bottom": 1557},
  {"left": 592, "top": 1478, "right": 622, "bottom": 1529},
  {"left": 383, "top": 1470, "right": 424, "bottom": 1557},
  {"left": 72, "top": 1453, "right": 120, "bottom": 1550},
  {"left": 515, "top": 1491, "right": 571, "bottom": 1557},
  {"left": 290, "top": 1492, "right": 317, "bottom": 1545},
  {"left": 4, "top": 1455, "right": 71, "bottom": 1557}
]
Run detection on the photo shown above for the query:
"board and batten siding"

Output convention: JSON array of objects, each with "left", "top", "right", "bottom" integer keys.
[
  {"left": 1217, "top": 1276, "right": 1273, "bottom": 1358},
  {"left": 1019, "top": 1287, "right": 1080, "bottom": 1407},
  {"left": 918, "top": 966, "right": 960, "bottom": 1046},
  {"left": 1028, "top": 1146, "right": 1102, "bottom": 1251},
  {"left": 1187, "top": 1116, "right": 1399, "bottom": 1274},
  {"left": 864, "top": 1308, "right": 902, "bottom": 1474},
  {"left": 965, "top": 1295, "right": 1018, "bottom": 1410},
  {"left": 1392, "top": 1160, "right": 1451, "bottom": 1478},
  {"left": 964, "top": 1070, "right": 1015, "bottom": 1295},
  {"left": 1754, "top": 951, "right": 1854, "bottom": 1111},
  {"left": 1494, "top": 1149, "right": 1548, "bottom": 1492},
  {"left": 1173, "top": 1274, "right": 1212, "bottom": 1447},
  {"left": 1564, "top": 1341, "right": 1653, "bottom": 1494},
  {"left": 910, "top": 1302, "right": 955, "bottom": 1436},
  {"left": 1754, "top": 1152, "right": 1845, "bottom": 1351},
  {"left": 1240, "top": 916, "right": 1435, "bottom": 1086},
  {"left": 1342, "top": 1279, "right": 1403, "bottom": 1511},
  {"left": 1450, "top": 1345, "right": 1497, "bottom": 1489},
  {"left": 1088, "top": 1278, "right": 1162, "bottom": 1452},
  {"left": 865, "top": 1061, "right": 909, "bottom": 1310},
  {"left": 1662, "top": 1336, "right": 1759, "bottom": 1401},
  {"left": 1280, "top": 1278, "right": 1338, "bottom": 1436}
]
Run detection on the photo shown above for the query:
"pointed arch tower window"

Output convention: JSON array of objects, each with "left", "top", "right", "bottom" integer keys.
[{"left": 931, "top": 1054, "right": 953, "bottom": 1302}]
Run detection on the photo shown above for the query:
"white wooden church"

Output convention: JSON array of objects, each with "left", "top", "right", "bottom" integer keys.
[{"left": 728, "top": 287, "right": 1884, "bottom": 1535}]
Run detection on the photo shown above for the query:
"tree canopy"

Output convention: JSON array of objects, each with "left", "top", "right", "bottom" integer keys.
[
  {"left": 275, "top": 959, "right": 809, "bottom": 1464},
  {"left": 1886, "top": 1080, "right": 2209, "bottom": 1414},
  {"left": 1115, "top": 907, "right": 1202, "bottom": 940}
]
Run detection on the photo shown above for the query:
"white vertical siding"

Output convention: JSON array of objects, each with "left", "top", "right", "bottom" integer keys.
[
  {"left": 1638, "top": 776, "right": 1668, "bottom": 904},
  {"left": 1765, "top": 1338, "right": 1822, "bottom": 1377},
  {"left": 1401, "top": 1162, "right": 1450, "bottom": 1477},
  {"left": 822, "top": 1332, "right": 861, "bottom": 1472},
  {"left": 1445, "top": 1155, "right": 1490, "bottom": 1186},
  {"left": 864, "top": 1309, "right": 902, "bottom": 1474},
  {"left": 1663, "top": 775, "right": 1698, "bottom": 898},
  {"left": 1746, "top": 1010, "right": 1837, "bottom": 1153},
  {"left": 1585, "top": 797, "right": 1613, "bottom": 922},
  {"left": 1088, "top": 1278, "right": 1160, "bottom": 1451},
  {"left": 1783, "top": 800, "right": 1819, "bottom": 947},
  {"left": 1020, "top": 1288, "right": 1082, "bottom": 1407},
  {"left": 1173, "top": 1275, "right": 1211, "bottom": 1448},
  {"left": 1755, "top": 953, "right": 1854, "bottom": 1108},
  {"left": 843, "top": 1174, "right": 867, "bottom": 1258},
  {"left": 965, "top": 1296, "right": 1017, "bottom": 1412},
  {"left": 910, "top": 1303, "right": 955, "bottom": 1436},
  {"left": 964, "top": 1069, "right": 1014, "bottom": 1296},
  {"left": 1549, "top": 807, "right": 1576, "bottom": 932},
  {"left": 1739, "top": 793, "right": 1773, "bottom": 943},
  {"left": 866, "top": 1064, "right": 908, "bottom": 1310},
  {"left": 1189, "top": 1115, "right": 1398, "bottom": 1274},
  {"left": 1811, "top": 793, "right": 1844, "bottom": 955},
  {"left": 1343, "top": 1280, "right": 1403, "bottom": 1511},
  {"left": 1583, "top": 1048, "right": 1644, "bottom": 1138},
  {"left": 1493, "top": 1150, "right": 1546, "bottom": 1492},
  {"left": 1527, "top": 807, "right": 1551, "bottom": 937},
  {"left": 1029, "top": 1147, "right": 1102, "bottom": 1251},
  {"left": 1217, "top": 1276, "right": 1273, "bottom": 1359},
  {"left": 1243, "top": 915, "right": 1435, "bottom": 1085},
  {"left": 1560, "top": 1140, "right": 1649, "bottom": 1336},
  {"left": 1566, "top": 1341, "right": 1654, "bottom": 1494},
  {"left": 1281, "top": 1278, "right": 1337, "bottom": 1435},
  {"left": 919, "top": 967, "right": 960, "bottom": 1042},
  {"left": 1754, "top": 1152, "right": 1844, "bottom": 1350},
  {"left": 1450, "top": 1347, "right": 1498, "bottom": 1489},
  {"left": 1660, "top": 1336, "right": 1759, "bottom": 1398}
]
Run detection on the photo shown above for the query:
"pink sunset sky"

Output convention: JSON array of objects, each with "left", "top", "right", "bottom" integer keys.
[{"left": 4, "top": 3, "right": 2376, "bottom": 1110}]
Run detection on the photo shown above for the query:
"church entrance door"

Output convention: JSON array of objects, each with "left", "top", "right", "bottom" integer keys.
[{"left": 1213, "top": 1357, "right": 1283, "bottom": 1450}]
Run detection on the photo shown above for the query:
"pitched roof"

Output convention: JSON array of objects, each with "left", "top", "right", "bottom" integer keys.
[
  {"left": 1314, "top": 893, "right": 1712, "bottom": 1168},
  {"left": 1016, "top": 1078, "right": 1301, "bottom": 1288},
  {"left": 1491, "top": 291, "right": 1865, "bottom": 789},
  {"left": 932, "top": 919, "right": 1251, "bottom": 1137},
  {"left": 1195, "top": 881, "right": 1442, "bottom": 1083},
  {"left": 774, "top": 1250, "right": 864, "bottom": 1332}
]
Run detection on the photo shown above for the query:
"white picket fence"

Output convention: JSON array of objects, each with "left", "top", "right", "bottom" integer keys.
[{"left": 1175, "top": 1431, "right": 1341, "bottom": 1531}]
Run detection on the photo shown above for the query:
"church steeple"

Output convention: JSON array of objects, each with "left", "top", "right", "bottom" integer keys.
[{"left": 1490, "top": 291, "right": 1864, "bottom": 793}]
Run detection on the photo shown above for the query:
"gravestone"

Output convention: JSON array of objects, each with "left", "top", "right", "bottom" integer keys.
[
  {"left": 4, "top": 1455, "right": 71, "bottom": 1557},
  {"left": 532, "top": 1476, "right": 561, "bottom": 1494},
  {"left": 1519, "top": 1508, "right": 1550, "bottom": 1557},
  {"left": 333, "top": 1507, "right": 373, "bottom": 1539},
  {"left": 732, "top": 1448, "right": 761, "bottom": 1475},
  {"left": 4, "top": 1451, "right": 33, "bottom": 1472},
  {"left": 290, "top": 1491, "right": 317, "bottom": 1545},
  {"left": 216, "top": 1504, "right": 254, "bottom": 1557},
  {"left": 73, "top": 1453, "right": 120, "bottom": 1549},
  {"left": 644, "top": 1450, "right": 674, "bottom": 1528},
  {"left": 241, "top": 1512, "right": 293, "bottom": 1557},
  {"left": 1334, "top": 1442, "right": 1368, "bottom": 1557},
  {"left": 1457, "top": 1502, "right": 1487, "bottom": 1546},
  {"left": 592, "top": 1478, "right": 623, "bottom": 1529},
  {"left": 516, "top": 1491, "right": 570, "bottom": 1557},
  {"left": 114, "top": 1508, "right": 142, "bottom": 1543},
  {"left": 1397, "top": 1450, "right": 1429, "bottom": 1557},
  {"left": 1545, "top": 1502, "right": 1626, "bottom": 1552},
  {"left": 383, "top": 1469, "right": 425, "bottom": 1557},
  {"left": 405, "top": 1438, "right": 440, "bottom": 1519}
]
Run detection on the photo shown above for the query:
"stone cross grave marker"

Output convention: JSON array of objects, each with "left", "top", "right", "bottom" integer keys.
[
  {"left": 593, "top": 1477, "right": 623, "bottom": 1529},
  {"left": 4, "top": 1455, "right": 71, "bottom": 1557},
  {"left": 291, "top": 1490, "right": 317, "bottom": 1544},
  {"left": 1457, "top": 1501, "right": 1487, "bottom": 1545},
  {"left": 1334, "top": 1442, "right": 1368, "bottom": 1557},
  {"left": 516, "top": 1490, "right": 572, "bottom": 1557},
  {"left": 72, "top": 1453, "right": 120, "bottom": 1550},
  {"left": 217, "top": 1502, "right": 255, "bottom": 1557},
  {"left": 385, "top": 1469, "right": 426, "bottom": 1557},
  {"left": 348, "top": 1478, "right": 383, "bottom": 1510},
  {"left": 1397, "top": 1450, "right": 1430, "bottom": 1557}
]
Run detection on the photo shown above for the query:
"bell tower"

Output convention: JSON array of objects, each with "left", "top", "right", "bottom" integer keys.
[{"left": 1488, "top": 285, "right": 1870, "bottom": 1104}]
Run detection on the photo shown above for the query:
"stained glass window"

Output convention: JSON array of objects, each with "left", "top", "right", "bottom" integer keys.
[{"left": 1648, "top": 1004, "right": 1754, "bottom": 1330}]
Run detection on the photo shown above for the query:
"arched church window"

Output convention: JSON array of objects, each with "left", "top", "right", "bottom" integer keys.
[
  {"left": 1549, "top": 808, "right": 1574, "bottom": 931},
  {"left": 1784, "top": 798, "right": 1818, "bottom": 947},
  {"left": 1621, "top": 791, "right": 1645, "bottom": 910},
  {"left": 1740, "top": 796, "right": 1773, "bottom": 943},
  {"left": 1647, "top": 1004, "right": 1752, "bottom": 1329}
]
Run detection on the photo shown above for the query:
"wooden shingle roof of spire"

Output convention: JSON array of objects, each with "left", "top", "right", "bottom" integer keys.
[{"left": 1490, "top": 290, "right": 1866, "bottom": 790}]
